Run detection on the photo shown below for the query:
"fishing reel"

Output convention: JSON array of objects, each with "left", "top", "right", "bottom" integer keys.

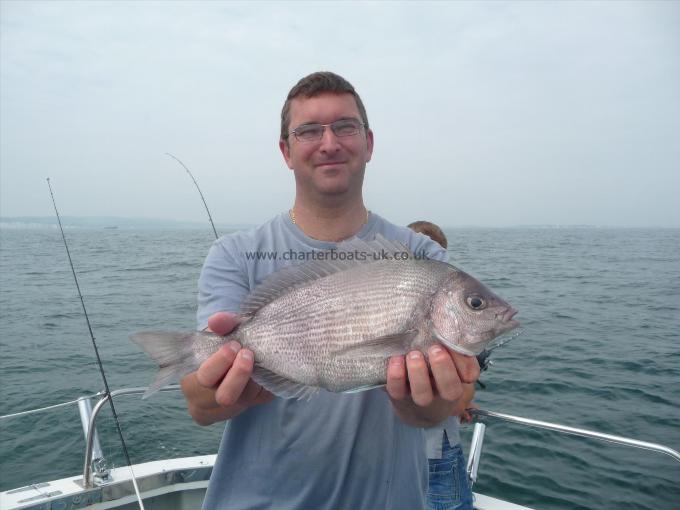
[
  {"left": 475, "top": 349, "right": 493, "bottom": 389},
  {"left": 476, "top": 349, "right": 493, "bottom": 373}
]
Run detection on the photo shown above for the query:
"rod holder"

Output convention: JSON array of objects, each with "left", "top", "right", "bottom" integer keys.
[{"left": 466, "top": 422, "right": 486, "bottom": 489}]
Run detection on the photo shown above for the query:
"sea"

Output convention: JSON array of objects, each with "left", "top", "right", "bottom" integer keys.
[{"left": 1, "top": 225, "right": 678, "bottom": 509}]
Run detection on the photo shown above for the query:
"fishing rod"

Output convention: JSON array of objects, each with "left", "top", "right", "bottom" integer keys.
[
  {"left": 46, "top": 178, "right": 146, "bottom": 510},
  {"left": 165, "top": 152, "right": 219, "bottom": 240}
]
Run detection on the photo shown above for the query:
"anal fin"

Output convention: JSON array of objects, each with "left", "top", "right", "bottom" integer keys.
[
  {"left": 251, "top": 365, "right": 321, "bottom": 400},
  {"left": 342, "top": 383, "right": 386, "bottom": 394}
]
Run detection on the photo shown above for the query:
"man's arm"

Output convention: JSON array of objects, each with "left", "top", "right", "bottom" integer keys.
[
  {"left": 180, "top": 312, "right": 273, "bottom": 426},
  {"left": 386, "top": 344, "right": 480, "bottom": 428}
]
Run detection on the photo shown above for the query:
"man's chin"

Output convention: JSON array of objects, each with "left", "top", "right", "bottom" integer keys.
[
  {"left": 301, "top": 169, "right": 364, "bottom": 198},
  {"left": 313, "top": 176, "right": 352, "bottom": 195}
]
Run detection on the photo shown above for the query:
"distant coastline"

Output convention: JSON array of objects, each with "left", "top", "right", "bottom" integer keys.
[
  {"left": 0, "top": 216, "right": 255, "bottom": 230},
  {"left": 1, "top": 216, "right": 677, "bottom": 231}
]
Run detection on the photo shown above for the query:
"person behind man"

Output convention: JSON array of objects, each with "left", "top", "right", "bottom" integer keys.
[
  {"left": 180, "top": 72, "right": 479, "bottom": 510},
  {"left": 408, "top": 220, "right": 475, "bottom": 510}
]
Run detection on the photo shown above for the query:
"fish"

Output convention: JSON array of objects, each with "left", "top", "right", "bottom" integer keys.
[{"left": 131, "top": 235, "right": 519, "bottom": 399}]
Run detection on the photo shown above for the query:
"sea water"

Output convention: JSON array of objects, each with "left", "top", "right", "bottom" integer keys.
[{"left": 1, "top": 226, "right": 678, "bottom": 509}]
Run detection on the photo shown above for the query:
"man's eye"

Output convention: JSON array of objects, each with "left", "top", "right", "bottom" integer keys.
[
  {"left": 333, "top": 120, "right": 360, "bottom": 136},
  {"left": 296, "top": 125, "right": 323, "bottom": 139}
]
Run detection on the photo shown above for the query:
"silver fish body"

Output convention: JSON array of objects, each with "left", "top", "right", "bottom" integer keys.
[{"left": 132, "top": 236, "right": 519, "bottom": 398}]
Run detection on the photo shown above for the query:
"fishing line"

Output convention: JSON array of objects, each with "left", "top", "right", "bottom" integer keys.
[
  {"left": 475, "top": 328, "right": 523, "bottom": 389},
  {"left": 46, "top": 178, "right": 146, "bottom": 510},
  {"left": 165, "top": 152, "right": 219, "bottom": 240}
]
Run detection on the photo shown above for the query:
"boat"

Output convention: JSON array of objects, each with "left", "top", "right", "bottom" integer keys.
[{"left": 2, "top": 386, "right": 677, "bottom": 510}]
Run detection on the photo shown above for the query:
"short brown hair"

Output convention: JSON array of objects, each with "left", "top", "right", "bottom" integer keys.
[
  {"left": 280, "top": 71, "right": 369, "bottom": 141},
  {"left": 407, "top": 221, "right": 448, "bottom": 249}
]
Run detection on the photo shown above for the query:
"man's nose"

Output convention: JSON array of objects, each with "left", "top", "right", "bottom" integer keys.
[{"left": 318, "top": 126, "right": 341, "bottom": 151}]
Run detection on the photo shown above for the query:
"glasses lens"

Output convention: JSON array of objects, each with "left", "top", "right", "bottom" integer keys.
[
  {"left": 331, "top": 119, "right": 362, "bottom": 137},
  {"left": 294, "top": 124, "right": 324, "bottom": 142}
]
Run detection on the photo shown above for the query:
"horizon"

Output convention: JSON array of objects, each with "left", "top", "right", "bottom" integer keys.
[{"left": 1, "top": 214, "right": 677, "bottom": 231}]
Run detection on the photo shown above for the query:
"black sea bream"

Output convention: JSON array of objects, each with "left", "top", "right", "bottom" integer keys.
[{"left": 132, "top": 236, "right": 519, "bottom": 399}]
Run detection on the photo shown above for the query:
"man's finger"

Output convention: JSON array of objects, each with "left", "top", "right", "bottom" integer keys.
[
  {"left": 238, "top": 379, "right": 274, "bottom": 406},
  {"left": 428, "top": 345, "right": 462, "bottom": 402},
  {"left": 196, "top": 341, "right": 241, "bottom": 388},
  {"left": 214, "top": 349, "right": 255, "bottom": 407},
  {"left": 386, "top": 356, "right": 408, "bottom": 400},
  {"left": 450, "top": 351, "right": 480, "bottom": 384},
  {"left": 405, "top": 351, "right": 433, "bottom": 407},
  {"left": 207, "top": 312, "right": 241, "bottom": 336}
]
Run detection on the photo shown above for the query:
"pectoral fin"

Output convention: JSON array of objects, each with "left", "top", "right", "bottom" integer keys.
[{"left": 334, "top": 330, "right": 417, "bottom": 360}]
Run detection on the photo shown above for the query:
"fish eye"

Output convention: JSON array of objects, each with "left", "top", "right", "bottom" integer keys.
[{"left": 466, "top": 295, "right": 486, "bottom": 310}]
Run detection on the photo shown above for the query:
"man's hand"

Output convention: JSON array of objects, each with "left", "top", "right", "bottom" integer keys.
[
  {"left": 181, "top": 312, "right": 273, "bottom": 426},
  {"left": 386, "top": 344, "right": 479, "bottom": 427}
]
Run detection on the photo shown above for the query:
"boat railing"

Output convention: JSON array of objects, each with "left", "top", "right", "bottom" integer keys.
[
  {"left": 466, "top": 422, "right": 486, "bottom": 488},
  {"left": 2, "top": 387, "right": 679, "bottom": 491},
  {"left": 80, "top": 385, "right": 183, "bottom": 487},
  {"left": 0, "top": 385, "right": 183, "bottom": 489},
  {"left": 467, "top": 408, "right": 680, "bottom": 462}
]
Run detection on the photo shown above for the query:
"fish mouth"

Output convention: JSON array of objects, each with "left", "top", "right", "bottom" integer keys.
[{"left": 499, "top": 307, "right": 520, "bottom": 332}]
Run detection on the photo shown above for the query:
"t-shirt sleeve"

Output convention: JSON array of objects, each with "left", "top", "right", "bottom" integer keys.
[{"left": 196, "top": 237, "right": 250, "bottom": 330}]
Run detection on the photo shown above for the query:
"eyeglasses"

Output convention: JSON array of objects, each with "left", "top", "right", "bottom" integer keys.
[{"left": 288, "top": 118, "right": 365, "bottom": 143}]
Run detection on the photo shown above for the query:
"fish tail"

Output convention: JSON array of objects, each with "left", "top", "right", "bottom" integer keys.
[{"left": 130, "top": 331, "right": 209, "bottom": 398}]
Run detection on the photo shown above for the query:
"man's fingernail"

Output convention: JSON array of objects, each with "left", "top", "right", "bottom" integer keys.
[
  {"left": 240, "top": 350, "right": 253, "bottom": 361},
  {"left": 390, "top": 357, "right": 404, "bottom": 366},
  {"left": 227, "top": 341, "right": 241, "bottom": 353},
  {"left": 429, "top": 345, "right": 443, "bottom": 356},
  {"left": 408, "top": 351, "right": 422, "bottom": 360}
]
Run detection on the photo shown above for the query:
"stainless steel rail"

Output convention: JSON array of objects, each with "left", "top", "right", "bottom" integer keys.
[
  {"left": 83, "top": 385, "right": 182, "bottom": 488},
  {"left": 78, "top": 397, "right": 104, "bottom": 469},
  {"left": 465, "top": 422, "right": 486, "bottom": 489},
  {"left": 5, "top": 387, "right": 678, "bottom": 492},
  {"left": 469, "top": 408, "right": 680, "bottom": 463},
  {"left": 0, "top": 393, "right": 103, "bottom": 420}
]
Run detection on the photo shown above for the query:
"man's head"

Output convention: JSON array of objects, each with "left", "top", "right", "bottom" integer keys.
[
  {"left": 279, "top": 72, "right": 374, "bottom": 202},
  {"left": 407, "top": 221, "right": 448, "bottom": 249},
  {"left": 280, "top": 72, "right": 369, "bottom": 143}
]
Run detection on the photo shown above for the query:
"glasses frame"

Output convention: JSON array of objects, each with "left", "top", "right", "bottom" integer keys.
[{"left": 288, "top": 118, "right": 366, "bottom": 143}]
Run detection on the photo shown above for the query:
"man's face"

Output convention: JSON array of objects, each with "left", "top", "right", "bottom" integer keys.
[{"left": 279, "top": 92, "right": 374, "bottom": 200}]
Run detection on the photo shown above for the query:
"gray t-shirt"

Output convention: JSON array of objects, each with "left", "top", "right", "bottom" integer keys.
[
  {"left": 197, "top": 212, "right": 447, "bottom": 510},
  {"left": 424, "top": 416, "right": 462, "bottom": 459}
]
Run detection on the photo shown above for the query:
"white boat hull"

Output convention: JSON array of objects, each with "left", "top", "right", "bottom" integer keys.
[{"left": 0, "top": 454, "right": 532, "bottom": 510}]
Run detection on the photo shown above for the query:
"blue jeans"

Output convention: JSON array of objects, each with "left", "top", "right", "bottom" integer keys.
[{"left": 426, "top": 433, "right": 473, "bottom": 510}]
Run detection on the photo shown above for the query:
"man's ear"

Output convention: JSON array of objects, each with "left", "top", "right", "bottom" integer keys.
[
  {"left": 365, "top": 129, "right": 374, "bottom": 163},
  {"left": 279, "top": 138, "right": 295, "bottom": 169}
]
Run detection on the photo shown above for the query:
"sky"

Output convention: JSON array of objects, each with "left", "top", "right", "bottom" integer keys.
[{"left": 1, "top": 0, "right": 678, "bottom": 228}]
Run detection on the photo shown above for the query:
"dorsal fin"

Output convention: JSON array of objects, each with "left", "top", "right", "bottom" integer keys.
[{"left": 240, "top": 234, "right": 413, "bottom": 315}]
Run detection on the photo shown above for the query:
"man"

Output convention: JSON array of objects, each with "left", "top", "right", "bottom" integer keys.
[
  {"left": 408, "top": 220, "right": 475, "bottom": 510},
  {"left": 181, "top": 72, "right": 479, "bottom": 509}
]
